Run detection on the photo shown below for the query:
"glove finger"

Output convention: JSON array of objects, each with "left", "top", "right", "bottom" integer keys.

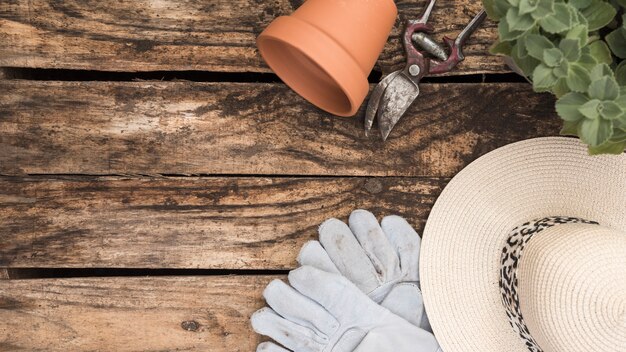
[
  {"left": 297, "top": 241, "right": 340, "bottom": 274},
  {"left": 263, "top": 279, "right": 338, "bottom": 336},
  {"left": 251, "top": 307, "right": 324, "bottom": 352},
  {"left": 257, "top": 342, "right": 291, "bottom": 352},
  {"left": 381, "top": 215, "right": 421, "bottom": 282},
  {"left": 288, "top": 266, "right": 378, "bottom": 319},
  {"left": 318, "top": 218, "right": 379, "bottom": 293},
  {"left": 380, "top": 283, "right": 425, "bottom": 328},
  {"left": 349, "top": 210, "right": 401, "bottom": 283}
]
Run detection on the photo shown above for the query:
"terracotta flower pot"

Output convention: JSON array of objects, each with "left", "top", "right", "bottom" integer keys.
[{"left": 257, "top": 0, "right": 397, "bottom": 117}]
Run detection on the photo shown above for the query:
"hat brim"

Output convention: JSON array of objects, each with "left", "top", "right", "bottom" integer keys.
[{"left": 420, "top": 137, "right": 626, "bottom": 352}]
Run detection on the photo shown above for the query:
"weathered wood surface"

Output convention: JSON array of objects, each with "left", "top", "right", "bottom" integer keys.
[
  {"left": 0, "top": 0, "right": 505, "bottom": 75},
  {"left": 0, "top": 276, "right": 275, "bottom": 351},
  {"left": 0, "top": 176, "right": 444, "bottom": 269},
  {"left": 0, "top": 80, "right": 560, "bottom": 177}
]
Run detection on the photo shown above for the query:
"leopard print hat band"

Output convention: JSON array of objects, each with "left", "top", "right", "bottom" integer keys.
[{"left": 500, "top": 217, "right": 599, "bottom": 352}]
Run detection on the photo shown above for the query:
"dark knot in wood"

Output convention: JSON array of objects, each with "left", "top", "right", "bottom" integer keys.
[
  {"left": 363, "top": 179, "right": 383, "bottom": 194},
  {"left": 181, "top": 320, "right": 200, "bottom": 332}
]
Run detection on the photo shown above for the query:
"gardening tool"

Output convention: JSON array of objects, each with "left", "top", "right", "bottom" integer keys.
[{"left": 365, "top": 1, "right": 487, "bottom": 140}]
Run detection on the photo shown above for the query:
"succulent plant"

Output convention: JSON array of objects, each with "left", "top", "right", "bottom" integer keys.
[{"left": 485, "top": 0, "right": 626, "bottom": 154}]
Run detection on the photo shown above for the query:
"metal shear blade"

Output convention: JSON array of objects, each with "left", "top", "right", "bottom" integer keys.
[
  {"left": 376, "top": 72, "right": 420, "bottom": 141},
  {"left": 365, "top": 2, "right": 486, "bottom": 141},
  {"left": 365, "top": 71, "right": 400, "bottom": 133}
]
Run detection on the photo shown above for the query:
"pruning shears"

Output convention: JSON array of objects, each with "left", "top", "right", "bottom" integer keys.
[{"left": 365, "top": 0, "right": 487, "bottom": 141}]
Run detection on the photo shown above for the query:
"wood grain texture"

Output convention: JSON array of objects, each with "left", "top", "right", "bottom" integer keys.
[
  {"left": 0, "top": 276, "right": 275, "bottom": 351},
  {"left": 0, "top": 176, "right": 444, "bottom": 269},
  {"left": 0, "top": 80, "right": 561, "bottom": 177},
  {"left": 0, "top": 0, "right": 505, "bottom": 75}
]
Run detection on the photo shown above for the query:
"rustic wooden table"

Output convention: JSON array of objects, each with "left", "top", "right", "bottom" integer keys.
[{"left": 0, "top": 1, "right": 560, "bottom": 351}]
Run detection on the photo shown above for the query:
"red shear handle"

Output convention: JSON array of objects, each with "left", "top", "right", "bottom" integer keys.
[
  {"left": 429, "top": 10, "right": 486, "bottom": 75},
  {"left": 428, "top": 36, "right": 464, "bottom": 74},
  {"left": 403, "top": 21, "right": 433, "bottom": 80}
]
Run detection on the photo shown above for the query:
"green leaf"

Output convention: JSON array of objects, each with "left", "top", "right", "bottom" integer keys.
[
  {"left": 616, "top": 91, "right": 626, "bottom": 109},
  {"left": 588, "top": 139, "right": 626, "bottom": 154},
  {"left": 519, "top": 0, "right": 539, "bottom": 14},
  {"left": 556, "top": 92, "right": 590, "bottom": 121},
  {"left": 504, "top": 57, "right": 529, "bottom": 78},
  {"left": 514, "top": 36, "right": 528, "bottom": 57},
  {"left": 566, "top": 3, "right": 580, "bottom": 22},
  {"left": 600, "top": 101, "right": 625, "bottom": 120},
  {"left": 565, "top": 24, "right": 589, "bottom": 47},
  {"left": 511, "top": 43, "right": 541, "bottom": 75},
  {"left": 552, "top": 77, "right": 571, "bottom": 97},
  {"left": 590, "top": 64, "right": 614, "bottom": 81},
  {"left": 558, "top": 38, "right": 581, "bottom": 61},
  {"left": 525, "top": 34, "right": 556, "bottom": 59},
  {"left": 506, "top": 8, "right": 537, "bottom": 31},
  {"left": 508, "top": 0, "right": 521, "bottom": 6},
  {"left": 553, "top": 60, "right": 569, "bottom": 77},
  {"left": 615, "top": 61, "right": 626, "bottom": 86},
  {"left": 490, "top": 40, "right": 513, "bottom": 55},
  {"left": 575, "top": 8, "right": 589, "bottom": 26},
  {"left": 581, "top": 0, "right": 617, "bottom": 31},
  {"left": 531, "top": 0, "right": 556, "bottom": 20},
  {"left": 539, "top": 3, "right": 574, "bottom": 33},
  {"left": 587, "top": 40, "right": 613, "bottom": 64},
  {"left": 560, "top": 120, "right": 580, "bottom": 135},
  {"left": 484, "top": 0, "right": 510, "bottom": 19},
  {"left": 613, "top": 0, "right": 626, "bottom": 8},
  {"left": 579, "top": 116, "right": 614, "bottom": 146},
  {"left": 588, "top": 76, "right": 620, "bottom": 100},
  {"left": 606, "top": 28, "right": 626, "bottom": 59},
  {"left": 543, "top": 48, "right": 564, "bottom": 66},
  {"left": 532, "top": 63, "right": 559, "bottom": 91},
  {"left": 579, "top": 99, "right": 603, "bottom": 119},
  {"left": 569, "top": 0, "right": 593, "bottom": 8},
  {"left": 611, "top": 129, "right": 626, "bottom": 142},
  {"left": 566, "top": 63, "right": 591, "bottom": 92},
  {"left": 483, "top": 0, "right": 499, "bottom": 19},
  {"left": 577, "top": 53, "right": 597, "bottom": 71},
  {"left": 499, "top": 19, "right": 529, "bottom": 41}
]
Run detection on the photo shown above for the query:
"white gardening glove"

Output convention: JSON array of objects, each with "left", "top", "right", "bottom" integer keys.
[
  {"left": 297, "top": 209, "right": 430, "bottom": 330},
  {"left": 251, "top": 265, "right": 441, "bottom": 352}
]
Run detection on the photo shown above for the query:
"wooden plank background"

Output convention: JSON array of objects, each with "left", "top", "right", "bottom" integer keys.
[
  {"left": 0, "top": 0, "right": 505, "bottom": 75},
  {"left": 0, "top": 276, "right": 275, "bottom": 351},
  {"left": 0, "top": 0, "right": 559, "bottom": 351},
  {"left": 0, "top": 176, "right": 448, "bottom": 269},
  {"left": 0, "top": 81, "right": 558, "bottom": 176}
]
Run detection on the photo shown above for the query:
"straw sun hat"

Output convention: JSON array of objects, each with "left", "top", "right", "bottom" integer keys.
[{"left": 420, "top": 137, "right": 626, "bottom": 352}]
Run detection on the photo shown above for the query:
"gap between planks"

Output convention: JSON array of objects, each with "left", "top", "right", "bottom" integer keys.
[
  {"left": 2, "top": 267, "right": 289, "bottom": 280},
  {"left": 0, "top": 67, "right": 529, "bottom": 84}
]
